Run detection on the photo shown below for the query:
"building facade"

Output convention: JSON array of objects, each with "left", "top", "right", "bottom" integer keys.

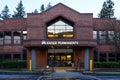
[{"left": 0, "top": 3, "right": 120, "bottom": 70}]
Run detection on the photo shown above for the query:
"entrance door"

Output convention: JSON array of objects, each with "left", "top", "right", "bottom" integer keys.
[
  {"left": 48, "top": 48, "right": 73, "bottom": 67},
  {"left": 48, "top": 54, "right": 72, "bottom": 67}
]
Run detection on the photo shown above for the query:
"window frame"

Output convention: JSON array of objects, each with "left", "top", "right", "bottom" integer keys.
[
  {"left": 98, "top": 30, "right": 115, "bottom": 45},
  {"left": 47, "top": 20, "right": 74, "bottom": 39},
  {"left": 4, "top": 31, "right": 12, "bottom": 45},
  {"left": 13, "top": 31, "right": 21, "bottom": 45}
]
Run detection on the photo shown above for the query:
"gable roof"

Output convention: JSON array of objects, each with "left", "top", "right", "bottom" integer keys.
[
  {"left": 44, "top": 3, "right": 82, "bottom": 15},
  {"left": 28, "top": 3, "right": 92, "bottom": 16}
]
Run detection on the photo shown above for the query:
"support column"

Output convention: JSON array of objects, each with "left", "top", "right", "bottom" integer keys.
[
  {"left": 11, "top": 53, "right": 13, "bottom": 60},
  {"left": 97, "top": 50, "right": 100, "bottom": 62},
  {"left": 31, "top": 49, "right": 36, "bottom": 70},
  {"left": 106, "top": 53, "right": 109, "bottom": 62},
  {"left": 84, "top": 48, "right": 89, "bottom": 70},
  {"left": 21, "top": 53, "right": 23, "bottom": 60}
]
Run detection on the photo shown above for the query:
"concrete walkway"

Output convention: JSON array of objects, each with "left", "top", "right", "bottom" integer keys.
[{"left": 54, "top": 67, "right": 74, "bottom": 72}]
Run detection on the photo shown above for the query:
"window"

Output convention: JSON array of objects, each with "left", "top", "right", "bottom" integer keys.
[
  {"left": 93, "top": 31, "right": 97, "bottom": 40},
  {"left": 109, "top": 53, "right": 116, "bottom": 61},
  {"left": 117, "top": 53, "right": 120, "bottom": 61},
  {"left": 0, "top": 54, "right": 3, "bottom": 60},
  {"left": 13, "top": 31, "right": 21, "bottom": 44},
  {"left": 13, "top": 54, "right": 21, "bottom": 60},
  {"left": 0, "top": 32, "right": 3, "bottom": 45},
  {"left": 94, "top": 48, "right": 98, "bottom": 61},
  {"left": 108, "top": 31, "right": 114, "bottom": 43},
  {"left": 23, "top": 31, "right": 27, "bottom": 40},
  {"left": 4, "top": 31, "right": 12, "bottom": 44},
  {"left": 47, "top": 20, "right": 73, "bottom": 39},
  {"left": 4, "top": 54, "right": 11, "bottom": 60},
  {"left": 99, "top": 31, "right": 106, "bottom": 44},
  {"left": 23, "top": 49, "right": 27, "bottom": 60},
  {"left": 100, "top": 53, "right": 106, "bottom": 62}
]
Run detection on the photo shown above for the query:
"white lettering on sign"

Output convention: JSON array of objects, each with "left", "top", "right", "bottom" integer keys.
[{"left": 41, "top": 41, "right": 79, "bottom": 45}]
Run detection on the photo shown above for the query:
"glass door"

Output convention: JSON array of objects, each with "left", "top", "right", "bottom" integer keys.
[{"left": 48, "top": 54, "right": 72, "bottom": 67}]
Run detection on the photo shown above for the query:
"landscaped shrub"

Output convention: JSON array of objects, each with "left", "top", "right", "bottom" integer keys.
[
  {"left": 0, "top": 60, "right": 27, "bottom": 69},
  {"left": 94, "top": 62, "right": 120, "bottom": 68}
]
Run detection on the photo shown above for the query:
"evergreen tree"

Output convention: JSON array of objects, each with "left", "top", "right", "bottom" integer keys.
[
  {"left": 33, "top": 9, "right": 38, "bottom": 13},
  {"left": 40, "top": 4, "right": 45, "bottom": 12},
  {"left": 46, "top": 2, "right": 52, "bottom": 10},
  {"left": 0, "top": 14, "right": 2, "bottom": 20},
  {"left": 12, "top": 0, "right": 25, "bottom": 18},
  {"left": 98, "top": 0, "right": 114, "bottom": 18},
  {"left": 0, "top": 5, "right": 11, "bottom": 19}
]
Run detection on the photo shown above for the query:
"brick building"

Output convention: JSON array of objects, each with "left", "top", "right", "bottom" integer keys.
[{"left": 0, "top": 3, "right": 120, "bottom": 70}]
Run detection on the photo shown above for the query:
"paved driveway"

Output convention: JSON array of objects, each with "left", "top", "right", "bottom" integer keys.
[
  {"left": 97, "top": 76, "right": 120, "bottom": 80},
  {"left": 37, "top": 72, "right": 101, "bottom": 80}
]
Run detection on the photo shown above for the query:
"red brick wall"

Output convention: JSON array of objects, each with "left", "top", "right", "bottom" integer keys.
[
  {"left": 0, "top": 18, "right": 27, "bottom": 30},
  {"left": 98, "top": 45, "right": 116, "bottom": 52},
  {"left": 27, "top": 27, "right": 45, "bottom": 39},
  {"left": 36, "top": 48, "right": 47, "bottom": 69},
  {"left": 0, "top": 3, "right": 120, "bottom": 70},
  {"left": 74, "top": 47, "right": 94, "bottom": 68},
  {"left": 76, "top": 27, "right": 93, "bottom": 39},
  {"left": 27, "top": 3, "right": 93, "bottom": 40},
  {"left": 0, "top": 46, "right": 23, "bottom": 53},
  {"left": 27, "top": 49, "right": 31, "bottom": 69},
  {"left": 74, "top": 48, "right": 84, "bottom": 68}
]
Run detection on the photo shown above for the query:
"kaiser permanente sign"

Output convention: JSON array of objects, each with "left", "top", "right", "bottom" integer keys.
[{"left": 41, "top": 41, "right": 79, "bottom": 45}]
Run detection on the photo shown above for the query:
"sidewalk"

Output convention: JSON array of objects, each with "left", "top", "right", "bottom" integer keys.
[{"left": 0, "top": 68, "right": 120, "bottom": 76}]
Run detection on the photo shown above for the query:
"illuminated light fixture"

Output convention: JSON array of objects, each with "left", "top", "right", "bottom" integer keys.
[
  {"left": 63, "top": 34, "right": 73, "bottom": 37},
  {"left": 48, "top": 34, "right": 54, "bottom": 37},
  {"left": 54, "top": 34, "right": 58, "bottom": 37},
  {"left": 67, "top": 55, "right": 71, "bottom": 58},
  {"left": 48, "top": 34, "right": 58, "bottom": 37}
]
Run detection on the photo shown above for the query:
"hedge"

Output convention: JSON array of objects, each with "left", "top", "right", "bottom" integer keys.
[
  {"left": 0, "top": 60, "right": 27, "bottom": 69},
  {"left": 94, "top": 62, "right": 120, "bottom": 68}
]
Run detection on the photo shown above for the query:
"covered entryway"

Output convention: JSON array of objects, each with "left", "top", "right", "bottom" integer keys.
[{"left": 48, "top": 48, "right": 73, "bottom": 67}]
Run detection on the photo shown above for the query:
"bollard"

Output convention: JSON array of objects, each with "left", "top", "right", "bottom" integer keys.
[
  {"left": 90, "top": 60, "right": 92, "bottom": 72},
  {"left": 30, "top": 60, "right": 32, "bottom": 71}
]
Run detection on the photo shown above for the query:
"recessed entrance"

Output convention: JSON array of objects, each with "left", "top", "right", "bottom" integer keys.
[{"left": 48, "top": 48, "right": 73, "bottom": 67}]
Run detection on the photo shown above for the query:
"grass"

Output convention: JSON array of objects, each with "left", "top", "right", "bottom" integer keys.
[
  {"left": 95, "top": 72, "right": 120, "bottom": 74},
  {"left": 0, "top": 69, "right": 44, "bottom": 74}
]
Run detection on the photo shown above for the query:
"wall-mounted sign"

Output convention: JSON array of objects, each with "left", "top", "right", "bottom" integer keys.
[{"left": 41, "top": 41, "right": 79, "bottom": 45}]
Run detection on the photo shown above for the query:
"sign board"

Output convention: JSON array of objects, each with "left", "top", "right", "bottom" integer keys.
[{"left": 41, "top": 41, "right": 79, "bottom": 45}]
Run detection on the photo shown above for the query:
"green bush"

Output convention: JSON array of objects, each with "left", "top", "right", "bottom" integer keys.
[
  {"left": 94, "top": 62, "right": 120, "bottom": 68},
  {"left": 0, "top": 60, "right": 27, "bottom": 69}
]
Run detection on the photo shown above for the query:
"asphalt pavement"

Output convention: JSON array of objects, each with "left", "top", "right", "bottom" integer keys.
[{"left": 97, "top": 76, "right": 120, "bottom": 80}]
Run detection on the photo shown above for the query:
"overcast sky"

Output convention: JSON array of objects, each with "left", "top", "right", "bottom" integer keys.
[{"left": 0, "top": 0, "right": 120, "bottom": 18}]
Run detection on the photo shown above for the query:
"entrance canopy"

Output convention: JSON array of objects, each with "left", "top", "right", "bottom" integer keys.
[{"left": 23, "top": 39, "right": 97, "bottom": 48}]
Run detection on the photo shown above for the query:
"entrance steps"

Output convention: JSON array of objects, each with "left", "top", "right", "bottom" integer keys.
[{"left": 54, "top": 67, "right": 75, "bottom": 72}]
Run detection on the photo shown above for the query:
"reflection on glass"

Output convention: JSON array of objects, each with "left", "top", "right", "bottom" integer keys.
[
  {"left": 23, "top": 31, "right": 27, "bottom": 40},
  {"left": 99, "top": 31, "right": 106, "bottom": 44},
  {"left": 4, "top": 31, "right": 12, "bottom": 44},
  {"left": 108, "top": 31, "right": 114, "bottom": 43},
  {"left": 13, "top": 31, "right": 21, "bottom": 44},
  {"left": 47, "top": 20, "right": 73, "bottom": 39},
  {"left": 93, "top": 31, "right": 97, "bottom": 39},
  {"left": 0, "top": 32, "right": 3, "bottom": 45}
]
